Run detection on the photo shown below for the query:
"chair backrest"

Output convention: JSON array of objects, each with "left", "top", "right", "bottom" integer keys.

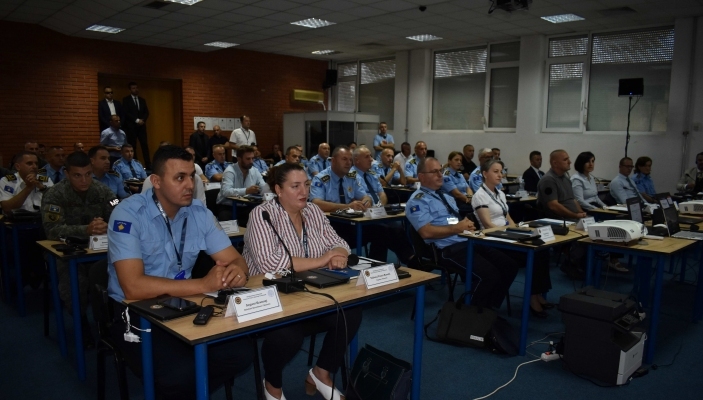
[
  {"left": 406, "top": 218, "right": 437, "bottom": 262},
  {"left": 87, "top": 259, "right": 112, "bottom": 335},
  {"left": 205, "top": 188, "right": 220, "bottom": 215}
]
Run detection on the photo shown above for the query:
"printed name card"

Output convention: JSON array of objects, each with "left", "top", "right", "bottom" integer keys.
[
  {"left": 576, "top": 217, "right": 595, "bottom": 231},
  {"left": 225, "top": 286, "right": 282, "bottom": 322},
  {"left": 364, "top": 206, "right": 388, "bottom": 219},
  {"left": 536, "top": 226, "right": 555, "bottom": 243},
  {"left": 89, "top": 235, "right": 108, "bottom": 250},
  {"left": 220, "top": 220, "right": 240, "bottom": 235},
  {"left": 356, "top": 264, "right": 399, "bottom": 289},
  {"left": 205, "top": 182, "right": 221, "bottom": 191},
  {"left": 514, "top": 190, "right": 529, "bottom": 199}
]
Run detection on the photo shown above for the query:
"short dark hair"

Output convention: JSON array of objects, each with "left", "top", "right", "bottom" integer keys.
[
  {"left": 121, "top": 143, "right": 133, "bottom": 150},
  {"left": 696, "top": 152, "right": 703, "bottom": 159},
  {"left": 152, "top": 146, "right": 193, "bottom": 176},
  {"left": 39, "top": 144, "right": 46, "bottom": 149},
  {"left": 128, "top": 81, "right": 137, "bottom": 88},
  {"left": 285, "top": 145, "right": 299, "bottom": 156},
  {"left": 197, "top": 121, "right": 205, "bottom": 127},
  {"left": 88, "top": 146, "right": 108, "bottom": 158},
  {"left": 347, "top": 141, "right": 357, "bottom": 147},
  {"left": 14, "top": 151, "right": 38, "bottom": 165},
  {"left": 635, "top": 156, "right": 652, "bottom": 173},
  {"left": 65, "top": 151, "right": 91, "bottom": 170},
  {"left": 529, "top": 151, "right": 541, "bottom": 161},
  {"left": 463, "top": 144, "right": 474, "bottom": 150},
  {"left": 236, "top": 145, "right": 255, "bottom": 159},
  {"left": 619, "top": 157, "right": 633, "bottom": 166},
  {"left": 401, "top": 142, "right": 410, "bottom": 148},
  {"left": 574, "top": 152, "right": 595, "bottom": 174},
  {"left": 266, "top": 162, "right": 306, "bottom": 189}
]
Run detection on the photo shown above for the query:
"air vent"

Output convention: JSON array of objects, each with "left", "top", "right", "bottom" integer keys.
[
  {"left": 597, "top": 7, "right": 637, "bottom": 17},
  {"left": 694, "top": 204, "right": 703, "bottom": 212},
  {"left": 607, "top": 227, "right": 627, "bottom": 240}
]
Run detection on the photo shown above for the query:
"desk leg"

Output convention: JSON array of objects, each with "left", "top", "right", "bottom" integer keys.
[
  {"left": 519, "top": 251, "right": 534, "bottom": 357},
  {"left": 645, "top": 256, "right": 665, "bottom": 364},
  {"left": 195, "top": 344, "right": 209, "bottom": 400},
  {"left": 411, "top": 285, "right": 425, "bottom": 400},
  {"left": 464, "top": 241, "right": 474, "bottom": 305},
  {"left": 69, "top": 259, "right": 86, "bottom": 381},
  {"left": 355, "top": 223, "right": 362, "bottom": 256},
  {"left": 680, "top": 251, "right": 688, "bottom": 283},
  {"left": 638, "top": 257, "right": 651, "bottom": 309},
  {"left": 695, "top": 249, "right": 703, "bottom": 321},
  {"left": 231, "top": 202, "right": 238, "bottom": 220},
  {"left": 141, "top": 317, "right": 155, "bottom": 400},
  {"left": 12, "top": 227, "right": 25, "bottom": 316},
  {"left": 47, "top": 255, "right": 67, "bottom": 358},
  {"left": 585, "top": 246, "right": 594, "bottom": 286},
  {"left": 1, "top": 225, "right": 9, "bottom": 302}
]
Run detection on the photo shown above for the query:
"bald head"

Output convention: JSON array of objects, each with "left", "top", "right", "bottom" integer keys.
[
  {"left": 549, "top": 149, "right": 571, "bottom": 175},
  {"left": 318, "top": 142, "right": 330, "bottom": 158}
]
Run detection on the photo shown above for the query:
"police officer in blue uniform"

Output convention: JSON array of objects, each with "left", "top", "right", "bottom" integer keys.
[
  {"left": 372, "top": 122, "right": 394, "bottom": 160},
  {"left": 275, "top": 145, "right": 311, "bottom": 180},
  {"left": 308, "top": 142, "right": 331, "bottom": 176},
  {"left": 251, "top": 144, "right": 269, "bottom": 174},
  {"left": 442, "top": 151, "right": 473, "bottom": 217},
  {"left": 112, "top": 144, "right": 147, "bottom": 180},
  {"left": 405, "top": 157, "right": 517, "bottom": 308},
  {"left": 204, "top": 144, "right": 232, "bottom": 182},
  {"left": 107, "top": 145, "right": 253, "bottom": 399},
  {"left": 374, "top": 148, "right": 406, "bottom": 186},
  {"left": 89, "top": 146, "right": 129, "bottom": 199},
  {"left": 296, "top": 144, "right": 309, "bottom": 169},
  {"left": 404, "top": 141, "right": 428, "bottom": 184},
  {"left": 41, "top": 146, "right": 66, "bottom": 183},
  {"left": 469, "top": 148, "right": 503, "bottom": 193}
]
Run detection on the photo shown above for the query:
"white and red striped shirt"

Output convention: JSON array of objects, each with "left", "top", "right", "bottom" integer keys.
[{"left": 243, "top": 200, "right": 350, "bottom": 275}]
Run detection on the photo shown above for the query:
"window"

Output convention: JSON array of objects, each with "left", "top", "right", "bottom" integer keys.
[
  {"left": 336, "top": 63, "right": 357, "bottom": 112},
  {"left": 359, "top": 59, "right": 395, "bottom": 129},
  {"left": 432, "top": 42, "right": 520, "bottom": 130},
  {"left": 587, "top": 28, "right": 674, "bottom": 132},
  {"left": 544, "top": 27, "right": 674, "bottom": 133}
]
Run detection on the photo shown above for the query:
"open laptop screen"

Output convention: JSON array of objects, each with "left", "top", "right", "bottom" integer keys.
[
  {"left": 654, "top": 193, "right": 680, "bottom": 235},
  {"left": 626, "top": 197, "right": 643, "bottom": 223}
]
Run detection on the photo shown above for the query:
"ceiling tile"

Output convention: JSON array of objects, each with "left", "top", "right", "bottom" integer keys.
[
  {"left": 211, "top": 11, "right": 253, "bottom": 23},
  {"left": 345, "top": 6, "right": 387, "bottom": 17},
  {"left": 232, "top": 5, "right": 278, "bottom": 17},
  {"left": 123, "top": 6, "right": 169, "bottom": 18},
  {"left": 243, "top": 18, "right": 284, "bottom": 28},
  {"left": 315, "top": 11, "right": 361, "bottom": 23},
  {"left": 256, "top": 0, "right": 301, "bottom": 11},
  {"left": 313, "top": 0, "right": 358, "bottom": 12},
  {"left": 161, "top": 12, "right": 203, "bottom": 23},
  {"left": 196, "top": 0, "right": 244, "bottom": 11},
  {"left": 371, "top": 0, "right": 416, "bottom": 12},
  {"left": 190, "top": 18, "right": 234, "bottom": 29}
]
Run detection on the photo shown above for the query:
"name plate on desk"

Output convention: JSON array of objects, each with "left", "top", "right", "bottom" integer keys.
[
  {"left": 514, "top": 190, "right": 529, "bottom": 199},
  {"left": 364, "top": 206, "right": 387, "bottom": 219},
  {"left": 536, "top": 226, "right": 555, "bottom": 243},
  {"left": 205, "top": 182, "right": 221, "bottom": 191},
  {"left": 220, "top": 220, "right": 240, "bottom": 235},
  {"left": 576, "top": 217, "right": 595, "bottom": 231},
  {"left": 224, "top": 286, "right": 282, "bottom": 322},
  {"left": 356, "top": 264, "right": 399, "bottom": 289},
  {"left": 89, "top": 235, "right": 108, "bottom": 250}
]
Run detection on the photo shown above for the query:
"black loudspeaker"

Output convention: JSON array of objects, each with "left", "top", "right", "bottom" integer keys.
[
  {"left": 618, "top": 78, "right": 643, "bottom": 97},
  {"left": 323, "top": 69, "right": 338, "bottom": 89}
]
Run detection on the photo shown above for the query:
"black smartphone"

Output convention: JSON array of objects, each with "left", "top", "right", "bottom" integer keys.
[
  {"left": 52, "top": 244, "right": 72, "bottom": 251},
  {"left": 158, "top": 297, "right": 199, "bottom": 312}
]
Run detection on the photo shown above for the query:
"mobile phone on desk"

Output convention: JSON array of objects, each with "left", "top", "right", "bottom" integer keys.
[{"left": 158, "top": 296, "right": 199, "bottom": 312}]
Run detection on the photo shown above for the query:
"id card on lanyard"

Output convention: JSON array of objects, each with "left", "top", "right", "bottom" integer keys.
[
  {"left": 152, "top": 193, "right": 188, "bottom": 279},
  {"left": 481, "top": 185, "right": 509, "bottom": 225}
]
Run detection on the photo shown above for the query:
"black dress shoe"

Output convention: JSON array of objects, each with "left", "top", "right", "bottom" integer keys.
[
  {"left": 540, "top": 302, "right": 555, "bottom": 310},
  {"left": 530, "top": 306, "right": 548, "bottom": 318}
]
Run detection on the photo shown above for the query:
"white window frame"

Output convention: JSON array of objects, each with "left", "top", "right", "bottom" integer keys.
[
  {"left": 485, "top": 42, "right": 520, "bottom": 133},
  {"left": 333, "top": 57, "right": 397, "bottom": 115}
]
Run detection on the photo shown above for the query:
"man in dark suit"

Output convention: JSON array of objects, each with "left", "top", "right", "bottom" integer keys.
[
  {"left": 522, "top": 150, "right": 544, "bottom": 192},
  {"left": 122, "top": 82, "right": 151, "bottom": 168},
  {"left": 98, "top": 86, "right": 123, "bottom": 132},
  {"left": 189, "top": 120, "right": 210, "bottom": 169}
]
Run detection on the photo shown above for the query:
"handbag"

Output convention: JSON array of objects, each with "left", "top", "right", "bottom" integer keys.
[
  {"left": 347, "top": 344, "right": 412, "bottom": 400},
  {"left": 425, "top": 292, "right": 497, "bottom": 348}
]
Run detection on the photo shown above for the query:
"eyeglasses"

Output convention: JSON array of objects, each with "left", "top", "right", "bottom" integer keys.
[
  {"left": 620, "top": 164, "right": 634, "bottom": 168},
  {"left": 419, "top": 169, "right": 443, "bottom": 175},
  {"left": 104, "top": 91, "right": 113, "bottom": 94}
]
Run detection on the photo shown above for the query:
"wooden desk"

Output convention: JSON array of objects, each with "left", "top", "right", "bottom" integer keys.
[
  {"left": 36, "top": 229, "right": 246, "bottom": 381},
  {"left": 326, "top": 211, "right": 406, "bottom": 254},
  {"left": 459, "top": 225, "right": 585, "bottom": 355},
  {"left": 579, "top": 236, "right": 700, "bottom": 363},
  {"left": 2, "top": 220, "right": 43, "bottom": 316},
  {"left": 130, "top": 269, "right": 439, "bottom": 400}
]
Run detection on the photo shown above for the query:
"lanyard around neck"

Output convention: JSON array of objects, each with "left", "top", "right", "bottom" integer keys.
[
  {"left": 152, "top": 193, "right": 187, "bottom": 271},
  {"left": 481, "top": 185, "right": 508, "bottom": 218}
]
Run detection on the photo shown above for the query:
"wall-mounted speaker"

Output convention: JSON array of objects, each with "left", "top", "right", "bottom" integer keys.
[{"left": 618, "top": 78, "right": 643, "bottom": 97}]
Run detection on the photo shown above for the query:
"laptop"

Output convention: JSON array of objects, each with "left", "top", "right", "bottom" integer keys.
[
  {"left": 652, "top": 193, "right": 680, "bottom": 236},
  {"left": 129, "top": 296, "right": 200, "bottom": 321},
  {"left": 626, "top": 197, "right": 644, "bottom": 223},
  {"left": 299, "top": 269, "right": 350, "bottom": 288},
  {"left": 486, "top": 229, "right": 540, "bottom": 242}
]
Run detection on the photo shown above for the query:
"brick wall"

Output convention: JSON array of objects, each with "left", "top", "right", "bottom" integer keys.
[{"left": 0, "top": 21, "right": 328, "bottom": 166}]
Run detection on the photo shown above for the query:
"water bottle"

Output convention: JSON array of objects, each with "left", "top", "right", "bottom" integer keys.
[{"left": 519, "top": 177, "right": 525, "bottom": 192}]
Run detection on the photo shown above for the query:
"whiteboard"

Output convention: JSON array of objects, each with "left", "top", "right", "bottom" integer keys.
[{"left": 193, "top": 117, "right": 241, "bottom": 131}]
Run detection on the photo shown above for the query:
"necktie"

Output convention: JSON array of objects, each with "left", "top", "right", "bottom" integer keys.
[
  {"left": 435, "top": 190, "right": 460, "bottom": 218},
  {"left": 220, "top": 164, "right": 225, "bottom": 173},
  {"left": 128, "top": 161, "right": 137, "bottom": 178},
  {"left": 133, "top": 96, "right": 139, "bottom": 110},
  {"left": 323, "top": 159, "right": 327, "bottom": 169},
  {"left": 363, "top": 173, "right": 379, "bottom": 204},
  {"left": 384, "top": 167, "right": 389, "bottom": 175},
  {"left": 338, "top": 178, "right": 347, "bottom": 204},
  {"left": 54, "top": 170, "right": 60, "bottom": 183}
]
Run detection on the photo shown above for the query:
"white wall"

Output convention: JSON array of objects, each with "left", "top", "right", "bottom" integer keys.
[{"left": 392, "top": 17, "right": 701, "bottom": 193}]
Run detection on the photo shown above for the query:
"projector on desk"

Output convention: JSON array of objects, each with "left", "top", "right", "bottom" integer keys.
[
  {"left": 587, "top": 220, "right": 645, "bottom": 244},
  {"left": 679, "top": 200, "right": 703, "bottom": 215}
]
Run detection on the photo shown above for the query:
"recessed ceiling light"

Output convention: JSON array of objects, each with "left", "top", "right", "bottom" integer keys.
[
  {"left": 541, "top": 14, "right": 585, "bottom": 23},
  {"left": 312, "top": 50, "right": 338, "bottom": 55},
  {"left": 164, "top": 0, "right": 204, "bottom": 5},
  {"left": 406, "top": 34, "right": 442, "bottom": 42},
  {"left": 86, "top": 25, "right": 124, "bottom": 34},
  {"left": 204, "top": 41, "right": 238, "bottom": 48},
  {"left": 291, "top": 18, "right": 336, "bottom": 29}
]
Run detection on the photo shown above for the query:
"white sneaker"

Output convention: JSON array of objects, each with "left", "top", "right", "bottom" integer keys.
[{"left": 608, "top": 260, "right": 629, "bottom": 273}]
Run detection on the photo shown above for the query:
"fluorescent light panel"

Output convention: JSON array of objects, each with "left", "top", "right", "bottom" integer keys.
[
  {"left": 86, "top": 24, "right": 124, "bottom": 34},
  {"left": 312, "top": 50, "right": 336, "bottom": 55},
  {"left": 164, "top": 0, "right": 203, "bottom": 5},
  {"left": 204, "top": 41, "right": 238, "bottom": 48},
  {"left": 541, "top": 14, "right": 585, "bottom": 23},
  {"left": 291, "top": 18, "right": 336, "bottom": 28},
  {"left": 406, "top": 34, "right": 442, "bottom": 42}
]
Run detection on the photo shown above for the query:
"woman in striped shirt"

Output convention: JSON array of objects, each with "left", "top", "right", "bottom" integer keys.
[{"left": 243, "top": 162, "right": 361, "bottom": 400}]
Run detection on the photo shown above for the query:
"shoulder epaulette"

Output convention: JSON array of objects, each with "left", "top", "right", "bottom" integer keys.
[
  {"left": 409, "top": 158, "right": 416, "bottom": 165},
  {"left": 38, "top": 168, "right": 47, "bottom": 173},
  {"left": 346, "top": 171, "right": 357, "bottom": 178},
  {"left": 37, "top": 175, "right": 48, "bottom": 182},
  {"left": 414, "top": 192, "right": 425, "bottom": 199},
  {"left": 443, "top": 170, "right": 450, "bottom": 176},
  {"left": 113, "top": 160, "right": 123, "bottom": 166},
  {"left": 368, "top": 169, "right": 376, "bottom": 176},
  {"left": 108, "top": 170, "right": 120, "bottom": 177},
  {"left": 5, "top": 174, "right": 16, "bottom": 181},
  {"left": 301, "top": 156, "right": 308, "bottom": 160},
  {"left": 320, "top": 174, "right": 331, "bottom": 183}
]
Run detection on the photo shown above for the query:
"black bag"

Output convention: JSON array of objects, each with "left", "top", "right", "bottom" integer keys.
[
  {"left": 5, "top": 209, "right": 42, "bottom": 222},
  {"left": 347, "top": 344, "right": 412, "bottom": 400},
  {"left": 425, "top": 292, "right": 497, "bottom": 348}
]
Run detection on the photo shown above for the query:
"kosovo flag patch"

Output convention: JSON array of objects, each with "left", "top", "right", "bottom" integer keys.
[
  {"left": 409, "top": 205, "right": 420, "bottom": 214},
  {"left": 113, "top": 220, "right": 132, "bottom": 234}
]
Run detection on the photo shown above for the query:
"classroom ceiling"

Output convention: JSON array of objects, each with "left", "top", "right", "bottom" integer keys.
[{"left": 1, "top": 0, "right": 701, "bottom": 60}]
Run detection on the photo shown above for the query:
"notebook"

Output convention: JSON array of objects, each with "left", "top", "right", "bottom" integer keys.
[
  {"left": 299, "top": 269, "right": 350, "bottom": 288},
  {"left": 671, "top": 231, "right": 703, "bottom": 240}
]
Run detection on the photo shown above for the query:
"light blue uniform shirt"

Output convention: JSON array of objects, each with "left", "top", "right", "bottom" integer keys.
[
  {"left": 468, "top": 167, "right": 502, "bottom": 193},
  {"left": 404, "top": 155, "right": 421, "bottom": 179},
  {"left": 216, "top": 163, "right": 266, "bottom": 205},
  {"left": 373, "top": 161, "right": 400, "bottom": 184},
  {"left": 274, "top": 160, "right": 312, "bottom": 180},
  {"left": 253, "top": 158, "right": 268, "bottom": 174},
  {"left": 405, "top": 187, "right": 464, "bottom": 249},
  {"left": 442, "top": 167, "right": 468, "bottom": 194},
  {"left": 113, "top": 158, "right": 146, "bottom": 180},
  {"left": 609, "top": 173, "right": 645, "bottom": 204},
  {"left": 310, "top": 167, "right": 368, "bottom": 204},
  {"left": 308, "top": 154, "right": 331, "bottom": 175},
  {"left": 633, "top": 173, "right": 656, "bottom": 197},
  {"left": 351, "top": 166, "right": 383, "bottom": 203},
  {"left": 373, "top": 133, "right": 394, "bottom": 160},
  {"left": 204, "top": 160, "right": 233, "bottom": 180},
  {"left": 107, "top": 188, "right": 231, "bottom": 302},
  {"left": 40, "top": 164, "right": 65, "bottom": 183},
  {"left": 94, "top": 171, "right": 129, "bottom": 199},
  {"left": 100, "top": 127, "right": 127, "bottom": 158}
]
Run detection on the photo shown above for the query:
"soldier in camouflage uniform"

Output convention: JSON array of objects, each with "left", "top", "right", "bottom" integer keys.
[{"left": 41, "top": 151, "right": 118, "bottom": 345}]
